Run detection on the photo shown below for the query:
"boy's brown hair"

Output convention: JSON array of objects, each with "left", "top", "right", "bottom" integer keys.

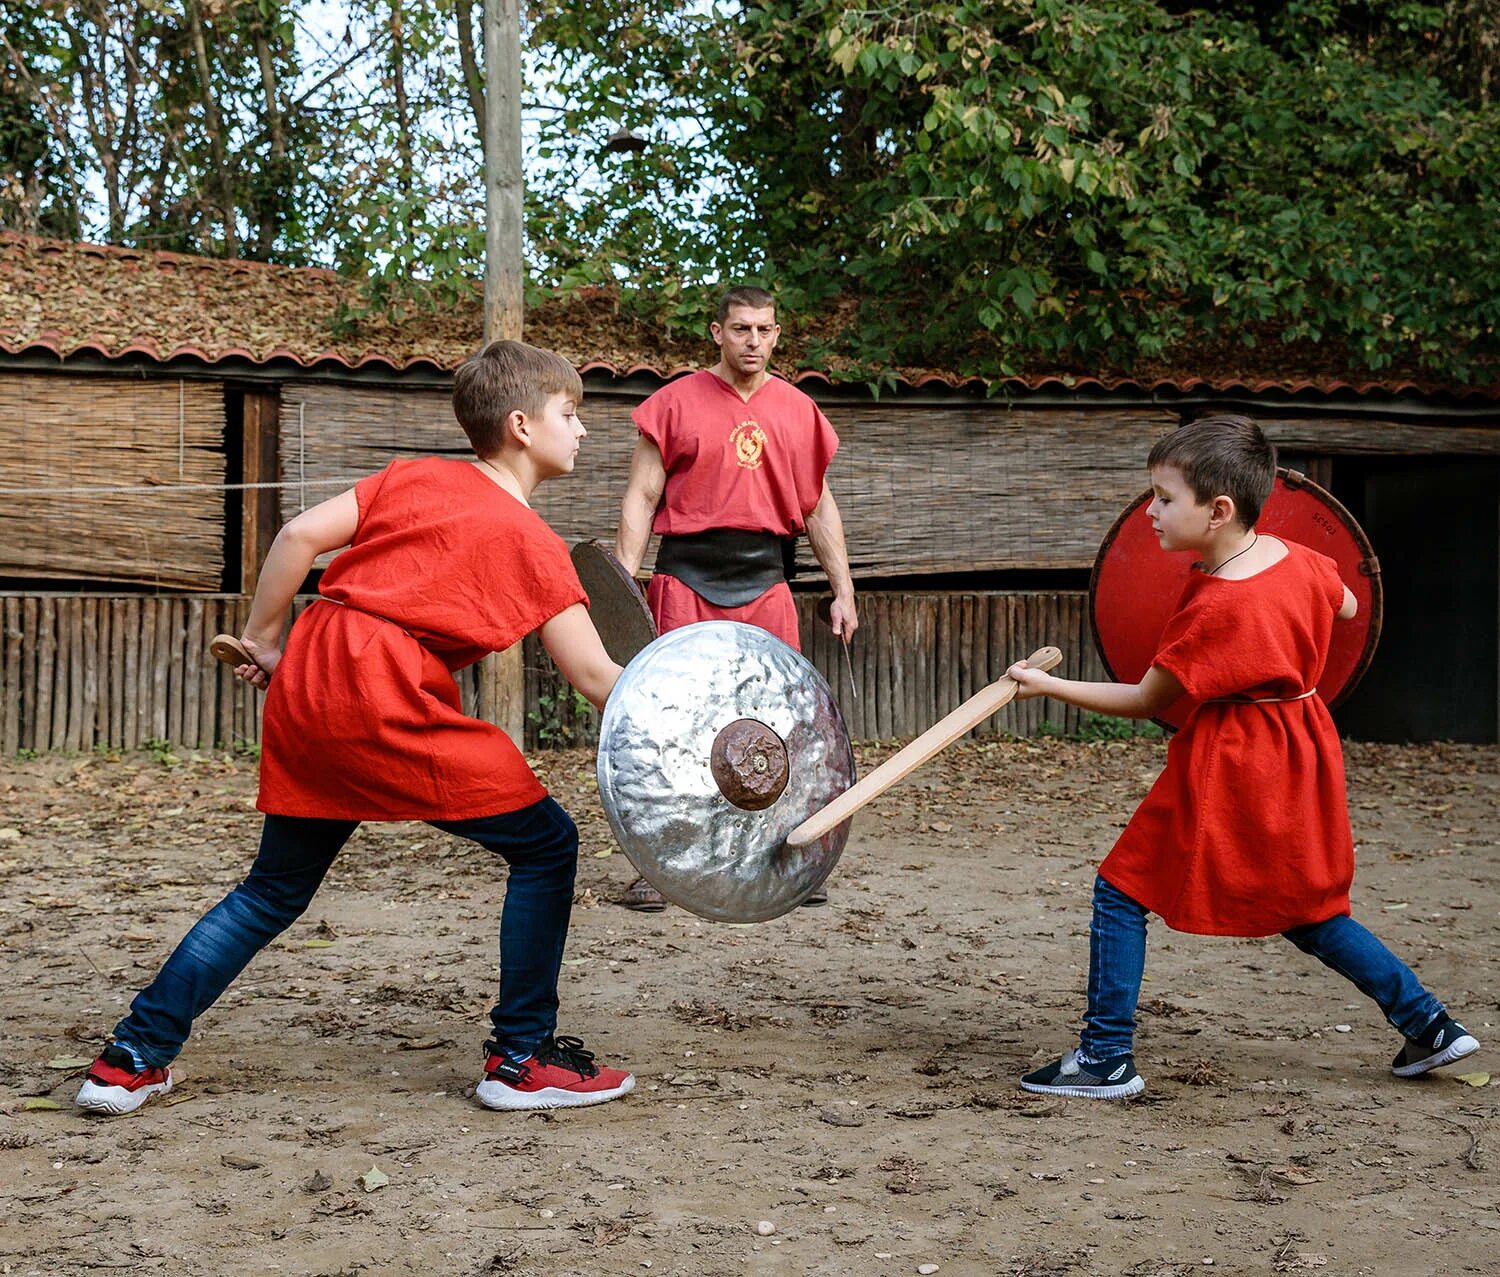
[
  {"left": 1147, "top": 414, "right": 1277, "bottom": 529},
  {"left": 716, "top": 285, "right": 776, "bottom": 324},
  {"left": 452, "top": 340, "right": 583, "bottom": 457}
]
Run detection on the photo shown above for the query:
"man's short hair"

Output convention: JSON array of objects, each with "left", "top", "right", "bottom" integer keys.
[
  {"left": 1147, "top": 414, "right": 1277, "bottom": 528},
  {"left": 716, "top": 286, "right": 776, "bottom": 324},
  {"left": 451, "top": 340, "right": 582, "bottom": 457}
]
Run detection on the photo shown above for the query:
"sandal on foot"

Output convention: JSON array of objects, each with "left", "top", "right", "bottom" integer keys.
[{"left": 622, "top": 876, "right": 667, "bottom": 912}]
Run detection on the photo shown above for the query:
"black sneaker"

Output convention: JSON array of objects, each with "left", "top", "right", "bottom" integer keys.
[
  {"left": 1020, "top": 1050, "right": 1144, "bottom": 1099},
  {"left": 1391, "top": 1015, "right": 1480, "bottom": 1078}
]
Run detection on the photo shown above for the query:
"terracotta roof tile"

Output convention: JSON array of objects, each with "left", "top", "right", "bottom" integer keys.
[{"left": 2, "top": 232, "right": 1496, "bottom": 400}]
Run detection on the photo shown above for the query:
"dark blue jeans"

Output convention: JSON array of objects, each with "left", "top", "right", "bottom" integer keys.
[
  {"left": 1080, "top": 874, "right": 1446, "bottom": 1062},
  {"left": 112, "top": 799, "right": 578, "bottom": 1068}
]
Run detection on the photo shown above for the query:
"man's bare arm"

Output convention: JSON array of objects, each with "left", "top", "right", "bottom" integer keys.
[
  {"left": 615, "top": 437, "right": 666, "bottom": 576},
  {"left": 804, "top": 482, "right": 858, "bottom": 639}
]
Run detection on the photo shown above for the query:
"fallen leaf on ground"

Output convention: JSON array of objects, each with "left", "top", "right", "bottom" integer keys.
[
  {"left": 221, "top": 1154, "right": 263, "bottom": 1171},
  {"left": 1454, "top": 1072, "right": 1491, "bottom": 1087},
  {"left": 360, "top": 1167, "right": 389, "bottom": 1192},
  {"left": 396, "top": 1037, "right": 451, "bottom": 1051}
]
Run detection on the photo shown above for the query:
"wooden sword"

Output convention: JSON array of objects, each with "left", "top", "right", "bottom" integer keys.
[{"left": 784, "top": 645, "right": 1062, "bottom": 848}]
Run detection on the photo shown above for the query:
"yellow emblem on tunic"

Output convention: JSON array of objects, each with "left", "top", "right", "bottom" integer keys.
[{"left": 730, "top": 419, "right": 767, "bottom": 469}]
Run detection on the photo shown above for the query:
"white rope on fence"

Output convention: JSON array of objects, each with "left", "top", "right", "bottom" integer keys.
[
  {"left": 299, "top": 401, "right": 307, "bottom": 513},
  {"left": 0, "top": 477, "right": 361, "bottom": 497}
]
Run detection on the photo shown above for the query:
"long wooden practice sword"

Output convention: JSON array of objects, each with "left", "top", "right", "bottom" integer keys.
[{"left": 784, "top": 645, "right": 1063, "bottom": 848}]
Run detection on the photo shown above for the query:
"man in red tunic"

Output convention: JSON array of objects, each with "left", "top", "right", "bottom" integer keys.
[
  {"left": 1004, "top": 416, "right": 1478, "bottom": 1099},
  {"left": 613, "top": 286, "right": 858, "bottom": 910},
  {"left": 76, "top": 341, "right": 636, "bottom": 1116}
]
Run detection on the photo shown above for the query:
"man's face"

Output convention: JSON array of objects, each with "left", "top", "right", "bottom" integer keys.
[{"left": 711, "top": 305, "right": 780, "bottom": 377}]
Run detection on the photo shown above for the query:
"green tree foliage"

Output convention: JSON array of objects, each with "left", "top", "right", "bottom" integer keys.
[
  {"left": 723, "top": 1, "right": 1499, "bottom": 378},
  {"left": 0, "top": 0, "right": 478, "bottom": 286},
  {"left": 3, "top": 2, "right": 1496, "bottom": 381},
  {"left": 523, "top": 0, "right": 1499, "bottom": 380}
]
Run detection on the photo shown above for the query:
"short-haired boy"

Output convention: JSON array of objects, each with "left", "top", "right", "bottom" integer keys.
[
  {"left": 77, "top": 340, "right": 635, "bottom": 1115},
  {"left": 1007, "top": 414, "right": 1479, "bottom": 1098}
]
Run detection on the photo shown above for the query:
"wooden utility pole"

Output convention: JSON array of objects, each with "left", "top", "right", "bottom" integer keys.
[
  {"left": 478, "top": 0, "right": 526, "bottom": 742},
  {"left": 484, "top": 0, "right": 524, "bottom": 340}
]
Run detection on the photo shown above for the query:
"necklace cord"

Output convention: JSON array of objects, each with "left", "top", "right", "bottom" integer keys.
[{"left": 1207, "top": 533, "right": 1258, "bottom": 576}]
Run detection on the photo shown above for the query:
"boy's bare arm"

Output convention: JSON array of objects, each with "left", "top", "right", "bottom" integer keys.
[
  {"left": 1006, "top": 661, "right": 1184, "bottom": 720},
  {"left": 803, "top": 482, "right": 858, "bottom": 639},
  {"left": 1337, "top": 585, "right": 1357, "bottom": 620},
  {"left": 614, "top": 438, "right": 666, "bottom": 576},
  {"left": 236, "top": 488, "right": 359, "bottom": 684},
  {"left": 540, "top": 603, "right": 624, "bottom": 711}
]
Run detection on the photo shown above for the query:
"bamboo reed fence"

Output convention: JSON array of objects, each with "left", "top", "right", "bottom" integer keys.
[
  {"left": 0, "top": 374, "right": 227, "bottom": 588},
  {"left": 1, "top": 589, "right": 1113, "bottom": 757},
  {"left": 278, "top": 382, "right": 1182, "bottom": 573}
]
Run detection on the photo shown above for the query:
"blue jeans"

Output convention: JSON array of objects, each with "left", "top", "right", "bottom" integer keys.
[
  {"left": 112, "top": 799, "right": 578, "bottom": 1068},
  {"left": 1079, "top": 875, "right": 1446, "bottom": 1062}
]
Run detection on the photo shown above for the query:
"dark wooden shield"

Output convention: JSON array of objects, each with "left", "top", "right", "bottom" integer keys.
[
  {"left": 1090, "top": 469, "right": 1382, "bottom": 731},
  {"left": 571, "top": 540, "right": 657, "bottom": 667}
]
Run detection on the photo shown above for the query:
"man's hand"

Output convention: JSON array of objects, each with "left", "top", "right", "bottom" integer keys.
[{"left": 828, "top": 593, "right": 859, "bottom": 640}]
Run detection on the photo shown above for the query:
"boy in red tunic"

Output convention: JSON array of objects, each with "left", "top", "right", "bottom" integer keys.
[
  {"left": 76, "top": 341, "right": 636, "bottom": 1116},
  {"left": 1006, "top": 415, "right": 1479, "bottom": 1099}
]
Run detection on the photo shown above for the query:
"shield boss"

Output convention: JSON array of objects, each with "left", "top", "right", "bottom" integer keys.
[{"left": 596, "top": 621, "right": 855, "bottom": 922}]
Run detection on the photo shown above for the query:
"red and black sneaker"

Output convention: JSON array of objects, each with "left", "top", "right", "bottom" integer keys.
[
  {"left": 75, "top": 1044, "right": 173, "bottom": 1115},
  {"left": 476, "top": 1035, "right": 634, "bottom": 1111}
]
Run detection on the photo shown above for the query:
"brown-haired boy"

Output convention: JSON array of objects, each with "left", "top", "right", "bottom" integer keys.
[
  {"left": 1007, "top": 414, "right": 1479, "bottom": 1098},
  {"left": 77, "top": 340, "right": 635, "bottom": 1115}
]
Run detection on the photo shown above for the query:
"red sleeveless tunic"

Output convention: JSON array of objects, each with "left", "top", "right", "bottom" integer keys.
[
  {"left": 1099, "top": 540, "right": 1355, "bottom": 936},
  {"left": 633, "top": 370, "right": 839, "bottom": 647},
  {"left": 257, "top": 458, "right": 585, "bottom": 821}
]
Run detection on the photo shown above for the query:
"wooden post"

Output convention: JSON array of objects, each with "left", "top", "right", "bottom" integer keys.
[
  {"left": 484, "top": 0, "right": 524, "bottom": 344},
  {"left": 478, "top": 0, "right": 526, "bottom": 744},
  {"left": 241, "top": 389, "right": 281, "bottom": 593}
]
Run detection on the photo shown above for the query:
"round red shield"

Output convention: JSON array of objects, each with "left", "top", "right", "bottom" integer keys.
[{"left": 1090, "top": 469, "right": 1382, "bottom": 730}]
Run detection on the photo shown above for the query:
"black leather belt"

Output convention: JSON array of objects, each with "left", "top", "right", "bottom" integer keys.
[{"left": 655, "top": 530, "right": 796, "bottom": 607}]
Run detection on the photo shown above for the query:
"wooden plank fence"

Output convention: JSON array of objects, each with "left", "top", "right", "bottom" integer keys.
[{"left": 1, "top": 590, "right": 1114, "bottom": 756}]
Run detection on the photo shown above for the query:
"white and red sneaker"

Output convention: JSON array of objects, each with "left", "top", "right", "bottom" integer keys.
[
  {"left": 75, "top": 1045, "right": 173, "bottom": 1115},
  {"left": 476, "top": 1035, "right": 634, "bottom": 1111}
]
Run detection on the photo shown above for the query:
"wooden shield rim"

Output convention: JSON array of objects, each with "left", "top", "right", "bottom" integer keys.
[
  {"left": 570, "top": 539, "right": 657, "bottom": 667},
  {"left": 1088, "top": 467, "right": 1383, "bottom": 730}
]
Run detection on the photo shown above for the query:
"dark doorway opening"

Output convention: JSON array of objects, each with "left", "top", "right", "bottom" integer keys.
[{"left": 1330, "top": 456, "right": 1498, "bottom": 743}]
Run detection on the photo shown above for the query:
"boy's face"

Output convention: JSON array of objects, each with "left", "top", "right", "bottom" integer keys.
[
  {"left": 527, "top": 391, "right": 586, "bottom": 477},
  {"left": 711, "top": 305, "right": 779, "bottom": 377},
  {"left": 1146, "top": 464, "right": 1216, "bottom": 553}
]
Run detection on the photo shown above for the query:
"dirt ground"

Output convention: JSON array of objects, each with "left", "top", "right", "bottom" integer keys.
[{"left": 0, "top": 736, "right": 1495, "bottom": 1277}]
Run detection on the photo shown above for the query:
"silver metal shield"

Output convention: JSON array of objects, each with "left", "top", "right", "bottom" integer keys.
[{"left": 597, "top": 621, "right": 855, "bottom": 922}]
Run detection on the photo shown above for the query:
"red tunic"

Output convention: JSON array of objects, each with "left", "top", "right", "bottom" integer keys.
[
  {"left": 1099, "top": 540, "right": 1355, "bottom": 936},
  {"left": 633, "top": 370, "right": 839, "bottom": 647},
  {"left": 645, "top": 572, "right": 800, "bottom": 648},
  {"left": 633, "top": 369, "right": 839, "bottom": 539},
  {"left": 257, "top": 458, "right": 586, "bottom": 821}
]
